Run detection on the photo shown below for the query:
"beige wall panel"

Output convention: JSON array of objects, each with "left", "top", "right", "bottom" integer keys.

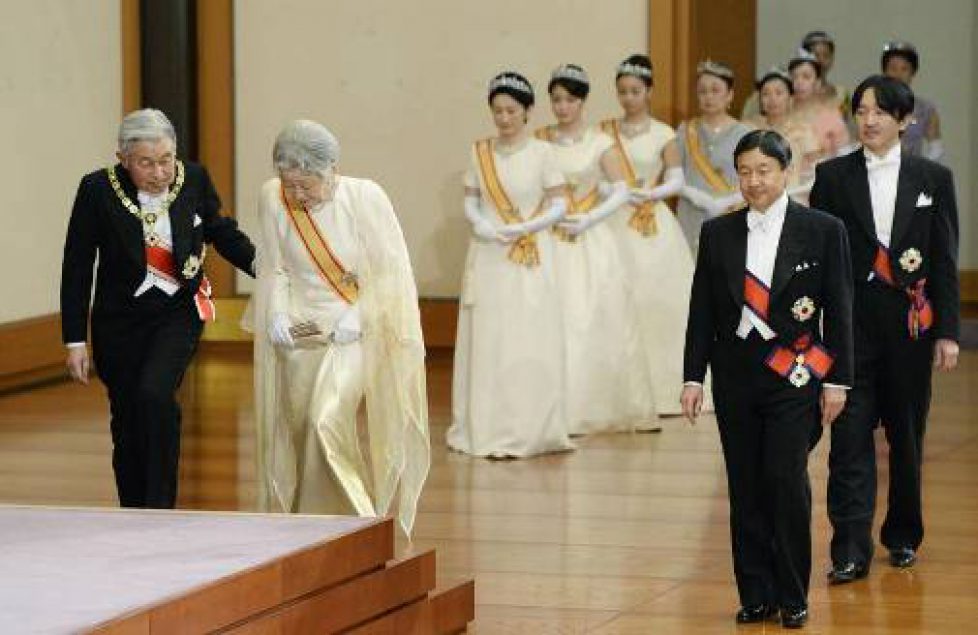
[
  {"left": 0, "top": 0, "right": 122, "bottom": 323},
  {"left": 756, "top": 0, "right": 976, "bottom": 268},
  {"left": 235, "top": 0, "right": 647, "bottom": 296}
]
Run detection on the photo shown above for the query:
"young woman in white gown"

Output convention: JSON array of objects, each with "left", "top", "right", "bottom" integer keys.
[
  {"left": 535, "top": 64, "right": 655, "bottom": 434},
  {"left": 600, "top": 54, "right": 709, "bottom": 417},
  {"left": 448, "top": 72, "right": 574, "bottom": 458}
]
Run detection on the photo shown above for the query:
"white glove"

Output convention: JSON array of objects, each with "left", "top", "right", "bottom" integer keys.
[
  {"left": 332, "top": 304, "right": 361, "bottom": 344},
  {"left": 465, "top": 195, "right": 500, "bottom": 242},
  {"left": 680, "top": 185, "right": 715, "bottom": 211},
  {"left": 642, "top": 166, "right": 684, "bottom": 202},
  {"left": 555, "top": 214, "right": 591, "bottom": 237},
  {"left": 558, "top": 181, "right": 629, "bottom": 236},
  {"left": 703, "top": 192, "right": 744, "bottom": 218},
  {"left": 499, "top": 196, "right": 568, "bottom": 239},
  {"left": 269, "top": 312, "right": 294, "bottom": 348},
  {"left": 924, "top": 139, "right": 944, "bottom": 162}
]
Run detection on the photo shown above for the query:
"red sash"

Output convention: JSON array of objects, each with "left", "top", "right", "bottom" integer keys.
[
  {"left": 872, "top": 244, "right": 933, "bottom": 339},
  {"left": 145, "top": 244, "right": 215, "bottom": 322},
  {"left": 742, "top": 272, "right": 834, "bottom": 385}
]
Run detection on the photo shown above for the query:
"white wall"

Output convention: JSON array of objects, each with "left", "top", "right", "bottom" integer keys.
[
  {"left": 234, "top": 0, "right": 647, "bottom": 296},
  {"left": 0, "top": 1, "right": 122, "bottom": 323},
  {"left": 757, "top": 0, "right": 976, "bottom": 268}
]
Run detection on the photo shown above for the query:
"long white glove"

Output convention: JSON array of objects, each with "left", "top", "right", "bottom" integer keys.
[
  {"left": 787, "top": 180, "right": 814, "bottom": 199},
  {"left": 332, "top": 304, "right": 361, "bottom": 344},
  {"left": 269, "top": 312, "right": 294, "bottom": 348},
  {"left": 630, "top": 167, "right": 684, "bottom": 205},
  {"left": 464, "top": 195, "right": 499, "bottom": 242},
  {"left": 923, "top": 139, "right": 944, "bottom": 162},
  {"left": 557, "top": 180, "right": 629, "bottom": 237},
  {"left": 707, "top": 192, "right": 745, "bottom": 218},
  {"left": 498, "top": 196, "right": 568, "bottom": 240},
  {"left": 682, "top": 186, "right": 743, "bottom": 218}
]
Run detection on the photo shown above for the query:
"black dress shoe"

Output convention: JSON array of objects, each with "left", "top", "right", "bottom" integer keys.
[
  {"left": 781, "top": 606, "right": 808, "bottom": 629},
  {"left": 827, "top": 561, "right": 869, "bottom": 585},
  {"left": 889, "top": 547, "right": 917, "bottom": 568},
  {"left": 735, "top": 605, "right": 777, "bottom": 624}
]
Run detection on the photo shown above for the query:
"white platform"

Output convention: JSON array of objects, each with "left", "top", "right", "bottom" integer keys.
[{"left": 0, "top": 506, "right": 374, "bottom": 634}]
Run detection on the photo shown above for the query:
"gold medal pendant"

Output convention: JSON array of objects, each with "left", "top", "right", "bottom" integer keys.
[{"left": 143, "top": 212, "right": 158, "bottom": 226}]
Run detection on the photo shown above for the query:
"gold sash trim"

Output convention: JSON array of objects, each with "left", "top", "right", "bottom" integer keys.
[
  {"left": 552, "top": 185, "right": 600, "bottom": 243},
  {"left": 280, "top": 185, "right": 360, "bottom": 304},
  {"left": 601, "top": 119, "right": 657, "bottom": 236},
  {"left": 685, "top": 119, "right": 736, "bottom": 194},
  {"left": 474, "top": 138, "right": 542, "bottom": 267},
  {"left": 533, "top": 126, "right": 555, "bottom": 142}
]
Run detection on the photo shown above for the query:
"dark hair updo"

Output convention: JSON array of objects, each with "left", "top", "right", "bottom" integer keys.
[
  {"left": 487, "top": 72, "right": 535, "bottom": 109},
  {"left": 880, "top": 41, "right": 920, "bottom": 74},
  {"left": 733, "top": 129, "right": 793, "bottom": 170},
  {"left": 616, "top": 54, "right": 654, "bottom": 88},
  {"left": 548, "top": 64, "right": 590, "bottom": 99},
  {"left": 788, "top": 51, "right": 823, "bottom": 79},
  {"left": 801, "top": 30, "right": 836, "bottom": 53},
  {"left": 851, "top": 74, "right": 915, "bottom": 121},
  {"left": 756, "top": 67, "right": 794, "bottom": 94}
]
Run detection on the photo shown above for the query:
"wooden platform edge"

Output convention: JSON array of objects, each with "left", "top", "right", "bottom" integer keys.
[
  {"left": 90, "top": 518, "right": 395, "bottom": 635},
  {"left": 344, "top": 579, "right": 475, "bottom": 635},
  {"left": 224, "top": 550, "right": 438, "bottom": 634}
]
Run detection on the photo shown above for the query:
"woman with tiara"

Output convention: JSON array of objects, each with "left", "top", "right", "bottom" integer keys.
[
  {"left": 533, "top": 63, "right": 654, "bottom": 434},
  {"left": 881, "top": 40, "right": 944, "bottom": 161},
  {"left": 448, "top": 72, "right": 573, "bottom": 458},
  {"left": 600, "top": 54, "right": 705, "bottom": 419},
  {"left": 789, "top": 50, "right": 851, "bottom": 163},
  {"left": 676, "top": 60, "right": 752, "bottom": 249},
  {"left": 745, "top": 67, "right": 819, "bottom": 203}
]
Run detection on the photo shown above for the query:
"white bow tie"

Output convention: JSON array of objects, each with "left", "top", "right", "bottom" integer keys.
[
  {"left": 137, "top": 191, "right": 166, "bottom": 210},
  {"left": 747, "top": 210, "right": 770, "bottom": 232},
  {"left": 866, "top": 155, "right": 900, "bottom": 171}
]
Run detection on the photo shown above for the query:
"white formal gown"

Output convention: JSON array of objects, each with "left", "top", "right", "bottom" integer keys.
[
  {"left": 448, "top": 137, "right": 574, "bottom": 457},
  {"left": 546, "top": 126, "right": 655, "bottom": 433}
]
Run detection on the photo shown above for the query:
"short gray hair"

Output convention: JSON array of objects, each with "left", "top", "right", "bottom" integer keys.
[
  {"left": 118, "top": 109, "right": 177, "bottom": 155},
  {"left": 272, "top": 120, "right": 340, "bottom": 175}
]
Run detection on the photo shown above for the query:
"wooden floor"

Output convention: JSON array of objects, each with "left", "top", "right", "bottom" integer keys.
[{"left": 2, "top": 345, "right": 977, "bottom": 633}]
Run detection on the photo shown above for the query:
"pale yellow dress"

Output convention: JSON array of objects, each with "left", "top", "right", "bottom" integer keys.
[
  {"left": 449, "top": 137, "right": 573, "bottom": 457},
  {"left": 545, "top": 126, "right": 654, "bottom": 433},
  {"left": 251, "top": 176, "right": 430, "bottom": 536},
  {"left": 605, "top": 119, "right": 705, "bottom": 416}
]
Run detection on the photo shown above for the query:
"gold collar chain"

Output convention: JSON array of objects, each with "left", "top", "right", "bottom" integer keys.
[{"left": 106, "top": 161, "right": 186, "bottom": 245}]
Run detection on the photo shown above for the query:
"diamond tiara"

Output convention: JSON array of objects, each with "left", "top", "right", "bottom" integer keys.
[
  {"left": 696, "top": 59, "right": 734, "bottom": 80},
  {"left": 489, "top": 74, "right": 533, "bottom": 95},
  {"left": 617, "top": 62, "right": 652, "bottom": 79},
  {"left": 551, "top": 64, "right": 590, "bottom": 84}
]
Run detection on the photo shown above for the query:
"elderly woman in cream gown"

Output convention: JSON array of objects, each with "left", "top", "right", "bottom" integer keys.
[
  {"left": 250, "top": 120, "right": 429, "bottom": 536},
  {"left": 601, "top": 54, "right": 711, "bottom": 417},
  {"left": 536, "top": 64, "right": 655, "bottom": 434},
  {"left": 449, "top": 72, "right": 574, "bottom": 458}
]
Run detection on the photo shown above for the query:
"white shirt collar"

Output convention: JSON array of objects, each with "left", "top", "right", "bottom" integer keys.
[
  {"left": 747, "top": 191, "right": 789, "bottom": 232},
  {"left": 863, "top": 142, "right": 902, "bottom": 167}
]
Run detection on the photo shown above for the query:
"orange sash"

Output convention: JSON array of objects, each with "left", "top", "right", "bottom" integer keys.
[
  {"left": 280, "top": 186, "right": 359, "bottom": 304},
  {"left": 474, "top": 138, "right": 542, "bottom": 267},
  {"left": 145, "top": 244, "right": 215, "bottom": 322},
  {"left": 872, "top": 245, "right": 933, "bottom": 339},
  {"left": 601, "top": 119, "right": 658, "bottom": 236},
  {"left": 743, "top": 271, "right": 834, "bottom": 385},
  {"left": 685, "top": 119, "right": 736, "bottom": 194}
]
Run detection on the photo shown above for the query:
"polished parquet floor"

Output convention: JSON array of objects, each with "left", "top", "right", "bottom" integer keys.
[{"left": 1, "top": 345, "right": 977, "bottom": 633}]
